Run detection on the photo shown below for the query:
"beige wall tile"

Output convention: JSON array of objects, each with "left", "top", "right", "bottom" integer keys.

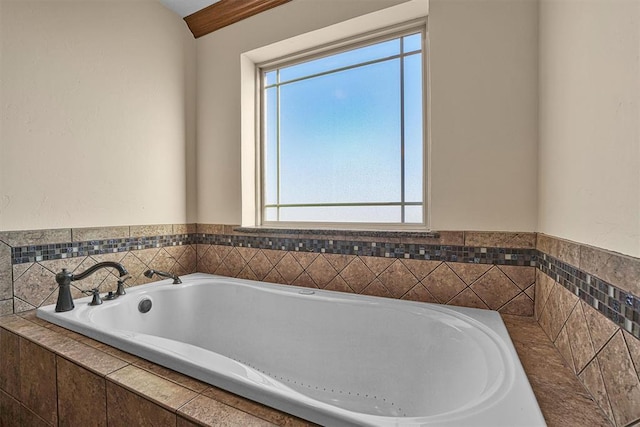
[
  {"left": 447, "top": 262, "right": 491, "bottom": 285},
  {"left": 339, "top": 258, "right": 375, "bottom": 293},
  {"left": 537, "top": 233, "right": 580, "bottom": 266},
  {"left": 376, "top": 259, "right": 418, "bottom": 298},
  {"left": 305, "top": 256, "right": 338, "bottom": 288},
  {"left": 361, "top": 279, "right": 393, "bottom": 299},
  {"left": 498, "top": 293, "right": 534, "bottom": 316},
  {"left": 401, "top": 231, "right": 464, "bottom": 246},
  {"left": 72, "top": 226, "right": 129, "bottom": 242},
  {"left": 196, "top": 223, "right": 224, "bottom": 235},
  {"left": 578, "top": 358, "right": 614, "bottom": 423},
  {"left": 464, "top": 231, "right": 536, "bottom": 249},
  {"left": 470, "top": 266, "right": 521, "bottom": 310},
  {"left": 13, "top": 264, "right": 56, "bottom": 308},
  {"left": 0, "top": 243, "right": 12, "bottom": 301},
  {"left": 401, "top": 284, "right": 438, "bottom": 304},
  {"left": 597, "top": 331, "right": 640, "bottom": 426},
  {"left": 582, "top": 302, "right": 619, "bottom": 354},
  {"left": 173, "top": 224, "right": 196, "bottom": 234},
  {"left": 0, "top": 228, "right": 71, "bottom": 247},
  {"left": 580, "top": 244, "right": 640, "bottom": 296},
  {"left": 565, "top": 303, "right": 596, "bottom": 373},
  {"left": 498, "top": 265, "right": 536, "bottom": 290},
  {"left": 0, "top": 299, "right": 13, "bottom": 316},
  {"left": 421, "top": 263, "right": 466, "bottom": 303},
  {"left": 448, "top": 288, "right": 489, "bottom": 310},
  {"left": 129, "top": 224, "right": 173, "bottom": 237}
]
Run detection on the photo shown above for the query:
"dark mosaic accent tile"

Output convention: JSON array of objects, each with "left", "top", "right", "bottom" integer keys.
[
  {"left": 11, "top": 234, "right": 195, "bottom": 264},
  {"left": 538, "top": 251, "right": 640, "bottom": 340}
]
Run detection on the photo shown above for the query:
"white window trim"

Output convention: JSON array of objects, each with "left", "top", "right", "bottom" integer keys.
[{"left": 240, "top": 0, "right": 430, "bottom": 231}]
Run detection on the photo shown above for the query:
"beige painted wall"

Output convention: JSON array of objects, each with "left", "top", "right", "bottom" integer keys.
[
  {"left": 538, "top": 0, "right": 640, "bottom": 258},
  {"left": 196, "top": 0, "right": 539, "bottom": 231},
  {"left": 428, "top": 0, "right": 538, "bottom": 232},
  {"left": 0, "top": 0, "right": 197, "bottom": 231}
]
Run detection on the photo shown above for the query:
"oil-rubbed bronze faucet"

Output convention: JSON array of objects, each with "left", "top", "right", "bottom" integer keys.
[
  {"left": 143, "top": 269, "right": 182, "bottom": 284},
  {"left": 55, "top": 262, "right": 129, "bottom": 312}
]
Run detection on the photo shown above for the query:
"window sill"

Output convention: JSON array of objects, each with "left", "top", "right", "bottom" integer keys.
[{"left": 233, "top": 227, "right": 440, "bottom": 239}]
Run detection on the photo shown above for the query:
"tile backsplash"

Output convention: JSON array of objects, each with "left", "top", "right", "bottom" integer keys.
[{"left": 1, "top": 224, "right": 639, "bottom": 425}]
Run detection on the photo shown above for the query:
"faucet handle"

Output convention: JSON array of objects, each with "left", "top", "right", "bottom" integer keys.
[
  {"left": 115, "top": 276, "right": 129, "bottom": 296},
  {"left": 83, "top": 288, "right": 103, "bottom": 306}
]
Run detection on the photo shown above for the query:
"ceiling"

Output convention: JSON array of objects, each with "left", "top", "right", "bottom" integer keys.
[{"left": 159, "top": 0, "right": 220, "bottom": 17}]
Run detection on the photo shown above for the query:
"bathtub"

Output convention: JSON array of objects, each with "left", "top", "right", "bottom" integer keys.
[{"left": 38, "top": 273, "right": 545, "bottom": 426}]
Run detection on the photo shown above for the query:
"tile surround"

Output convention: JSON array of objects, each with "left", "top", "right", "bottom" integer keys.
[
  {"left": 1, "top": 224, "right": 639, "bottom": 425},
  {"left": 535, "top": 234, "right": 640, "bottom": 427}
]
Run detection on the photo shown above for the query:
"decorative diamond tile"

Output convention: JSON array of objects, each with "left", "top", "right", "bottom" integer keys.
[
  {"left": 12, "top": 263, "right": 32, "bottom": 282},
  {"left": 322, "top": 254, "right": 352, "bottom": 274},
  {"left": 565, "top": 303, "right": 596, "bottom": 373},
  {"left": 262, "top": 249, "right": 287, "bottom": 267},
  {"left": 39, "top": 257, "right": 85, "bottom": 277},
  {"left": 291, "top": 252, "right": 319, "bottom": 270},
  {"left": 498, "top": 265, "right": 535, "bottom": 290},
  {"left": 214, "top": 263, "right": 234, "bottom": 278},
  {"left": 377, "top": 260, "right": 418, "bottom": 298},
  {"left": 583, "top": 302, "right": 619, "bottom": 354},
  {"left": 324, "top": 276, "right": 354, "bottom": 294},
  {"left": 263, "top": 268, "right": 284, "bottom": 285},
  {"left": 578, "top": 358, "right": 615, "bottom": 423},
  {"left": 236, "top": 266, "right": 258, "bottom": 281},
  {"left": 401, "top": 259, "right": 441, "bottom": 281},
  {"left": 470, "top": 266, "right": 520, "bottom": 310},
  {"left": 195, "top": 244, "right": 210, "bottom": 262},
  {"left": 163, "top": 245, "right": 187, "bottom": 260},
  {"left": 14, "top": 297, "right": 35, "bottom": 313},
  {"left": 149, "top": 248, "right": 177, "bottom": 274},
  {"left": 421, "top": 263, "right": 466, "bottom": 303},
  {"left": 133, "top": 248, "right": 160, "bottom": 266},
  {"left": 525, "top": 283, "right": 535, "bottom": 300},
  {"left": 360, "top": 256, "right": 394, "bottom": 276},
  {"left": 120, "top": 252, "right": 149, "bottom": 287},
  {"left": 291, "top": 272, "right": 317, "bottom": 289},
  {"left": 71, "top": 257, "right": 110, "bottom": 291},
  {"left": 176, "top": 246, "right": 197, "bottom": 274},
  {"left": 361, "top": 279, "right": 393, "bottom": 299},
  {"left": 598, "top": 331, "right": 640, "bottom": 426},
  {"left": 448, "top": 288, "right": 489, "bottom": 310},
  {"left": 339, "top": 258, "right": 375, "bottom": 293},
  {"left": 236, "top": 247, "right": 257, "bottom": 263},
  {"left": 13, "top": 264, "right": 56, "bottom": 308},
  {"left": 447, "top": 262, "right": 491, "bottom": 285},
  {"left": 535, "top": 270, "right": 555, "bottom": 320},
  {"left": 555, "top": 325, "right": 576, "bottom": 373},
  {"left": 220, "top": 248, "right": 246, "bottom": 278},
  {"left": 274, "top": 253, "right": 303, "bottom": 284},
  {"left": 624, "top": 331, "right": 640, "bottom": 378},
  {"left": 247, "top": 251, "right": 274, "bottom": 281},
  {"left": 498, "top": 293, "right": 534, "bottom": 317},
  {"left": 305, "top": 256, "right": 338, "bottom": 288},
  {"left": 401, "top": 284, "right": 438, "bottom": 304}
]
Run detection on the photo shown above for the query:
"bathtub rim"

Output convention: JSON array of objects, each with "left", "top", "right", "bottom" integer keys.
[{"left": 37, "top": 273, "right": 546, "bottom": 427}]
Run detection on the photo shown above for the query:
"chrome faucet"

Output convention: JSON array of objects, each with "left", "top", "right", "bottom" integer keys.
[
  {"left": 144, "top": 269, "right": 182, "bottom": 284},
  {"left": 55, "top": 261, "right": 129, "bottom": 312}
]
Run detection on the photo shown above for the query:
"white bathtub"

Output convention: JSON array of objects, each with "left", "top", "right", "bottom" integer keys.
[{"left": 38, "top": 273, "right": 545, "bottom": 426}]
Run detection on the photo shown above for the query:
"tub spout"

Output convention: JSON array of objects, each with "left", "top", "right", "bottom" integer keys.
[
  {"left": 144, "top": 269, "right": 182, "bottom": 284},
  {"left": 55, "top": 262, "right": 129, "bottom": 312}
]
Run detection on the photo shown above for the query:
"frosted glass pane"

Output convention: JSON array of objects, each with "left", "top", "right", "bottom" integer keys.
[
  {"left": 279, "top": 59, "right": 401, "bottom": 205},
  {"left": 264, "top": 87, "right": 278, "bottom": 205},
  {"left": 279, "top": 206, "right": 401, "bottom": 223},
  {"left": 404, "top": 53, "right": 423, "bottom": 203},
  {"left": 404, "top": 205, "right": 423, "bottom": 223},
  {"left": 403, "top": 33, "right": 421, "bottom": 53},
  {"left": 264, "top": 207, "right": 278, "bottom": 221},
  {"left": 280, "top": 39, "right": 400, "bottom": 83}
]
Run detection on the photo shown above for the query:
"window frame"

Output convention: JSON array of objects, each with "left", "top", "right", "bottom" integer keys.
[{"left": 254, "top": 20, "right": 429, "bottom": 231}]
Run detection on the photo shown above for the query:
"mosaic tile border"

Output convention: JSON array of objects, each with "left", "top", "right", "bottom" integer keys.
[
  {"left": 11, "top": 234, "right": 194, "bottom": 264},
  {"left": 195, "top": 233, "right": 538, "bottom": 266},
  {"left": 538, "top": 252, "right": 640, "bottom": 339}
]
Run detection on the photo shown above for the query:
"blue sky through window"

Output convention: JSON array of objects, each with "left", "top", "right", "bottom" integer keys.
[{"left": 263, "top": 32, "right": 423, "bottom": 224}]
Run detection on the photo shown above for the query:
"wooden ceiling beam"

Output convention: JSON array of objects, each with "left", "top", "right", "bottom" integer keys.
[{"left": 185, "top": 0, "right": 292, "bottom": 39}]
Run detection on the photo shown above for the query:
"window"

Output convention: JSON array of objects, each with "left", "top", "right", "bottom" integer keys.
[{"left": 260, "top": 27, "right": 425, "bottom": 227}]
